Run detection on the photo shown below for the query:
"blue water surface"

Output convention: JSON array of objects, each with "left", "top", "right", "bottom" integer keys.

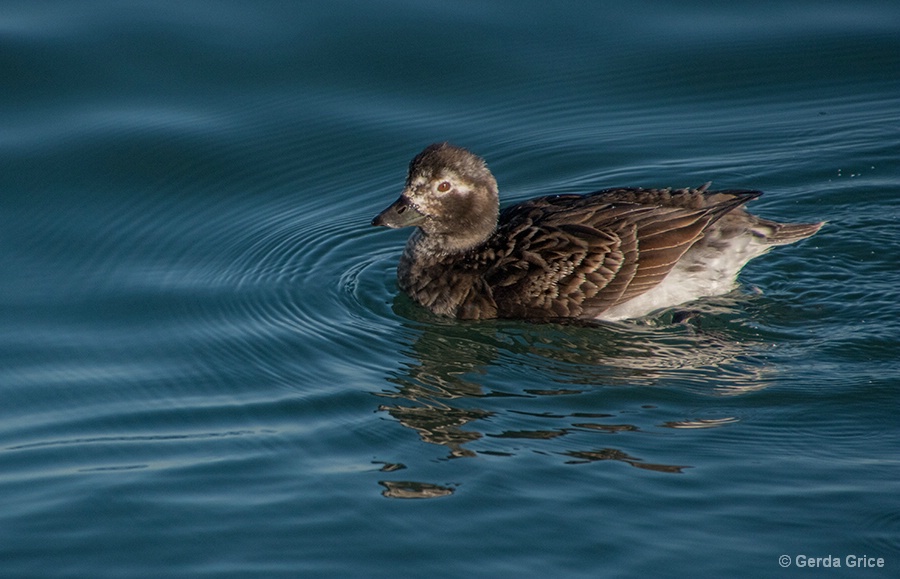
[{"left": 2, "top": 1, "right": 899, "bottom": 577}]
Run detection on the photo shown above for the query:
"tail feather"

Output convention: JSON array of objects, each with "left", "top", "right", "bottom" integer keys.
[{"left": 751, "top": 218, "right": 825, "bottom": 246}]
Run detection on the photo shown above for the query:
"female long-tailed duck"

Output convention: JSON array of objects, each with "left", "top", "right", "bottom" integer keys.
[{"left": 372, "top": 142, "right": 822, "bottom": 321}]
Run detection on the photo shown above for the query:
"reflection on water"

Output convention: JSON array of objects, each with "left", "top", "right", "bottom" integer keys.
[
  {"left": 662, "top": 417, "right": 741, "bottom": 429},
  {"left": 377, "top": 402, "right": 491, "bottom": 459},
  {"left": 376, "top": 299, "right": 771, "bottom": 494},
  {"left": 379, "top": 480, "right": 456, "bottom": 499},
  {"left": 562, "top": 448, "right": 690, "bottom": 474}
]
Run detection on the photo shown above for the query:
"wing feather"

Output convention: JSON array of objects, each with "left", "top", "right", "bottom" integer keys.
[{"left": 482, "top": 187, "right": 760, "bottom": 319}]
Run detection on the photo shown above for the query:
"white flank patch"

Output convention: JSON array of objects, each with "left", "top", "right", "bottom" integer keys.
[{"left": 598, "top": 237, "right": 773, "bottom": 321}]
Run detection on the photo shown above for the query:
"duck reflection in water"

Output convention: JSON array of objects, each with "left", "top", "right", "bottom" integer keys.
[{"left": 376, "top": 297, "right": 773, "bottom": 472}]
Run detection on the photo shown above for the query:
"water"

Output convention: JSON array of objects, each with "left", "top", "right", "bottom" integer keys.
[{"left": 2, "top": 1, "right": 899, "bottom": 577}]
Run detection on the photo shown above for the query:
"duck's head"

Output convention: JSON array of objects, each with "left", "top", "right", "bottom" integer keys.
[{"left": 372, "top": 143, "right": 500, "bottom": 253}]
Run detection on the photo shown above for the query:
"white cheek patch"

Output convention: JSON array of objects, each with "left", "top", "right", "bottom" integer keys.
[
  {"left": 416, "top": 196, "right": 439, "bottom": 214},
  {"left": 405, "top": 177, "right": 430, "bottom": 204},
  {"left": 406, "top": 170, "right": 470, "bottom": 216}
]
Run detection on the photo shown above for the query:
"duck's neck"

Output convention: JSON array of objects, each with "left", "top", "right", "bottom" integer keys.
[
  {"left": 415, "top": 230, "right": 488, "bottom": 257},
  {"left": 416, "top": 213, "right": 498, "bottom": 256}
]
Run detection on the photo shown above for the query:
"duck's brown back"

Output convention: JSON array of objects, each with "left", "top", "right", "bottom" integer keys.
[{"left": 477, "top": 186, "right": 762, "bottom": 319}]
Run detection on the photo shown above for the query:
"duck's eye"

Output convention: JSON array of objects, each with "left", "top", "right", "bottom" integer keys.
[{"left": 437, "top": 181, "right": 452, "bottom": 193}]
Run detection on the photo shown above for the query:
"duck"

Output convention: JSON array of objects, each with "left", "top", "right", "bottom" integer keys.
[{"left": 372, "top": 142, "right": 823, "bottom": 321}]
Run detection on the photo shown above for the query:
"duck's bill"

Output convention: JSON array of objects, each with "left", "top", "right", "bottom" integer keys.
[{"left": 371, "top": 195, "right": 427, "bottom": 228}]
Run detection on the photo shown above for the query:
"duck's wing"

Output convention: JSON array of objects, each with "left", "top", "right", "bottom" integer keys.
[{"left": 484, "top": 188, "right": 760, "bottom": 319}]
